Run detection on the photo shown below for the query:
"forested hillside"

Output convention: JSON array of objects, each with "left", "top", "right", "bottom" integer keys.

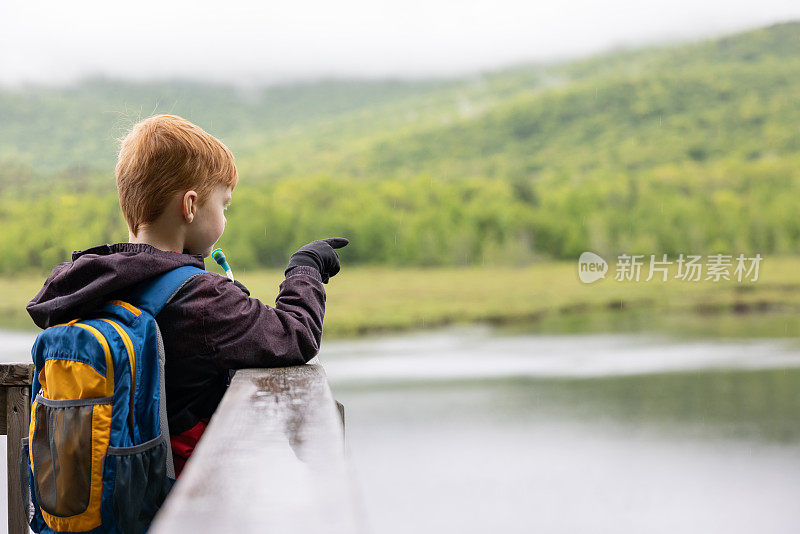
[{"left": 1, "top": 21, "right": 798, "bottom": 274}]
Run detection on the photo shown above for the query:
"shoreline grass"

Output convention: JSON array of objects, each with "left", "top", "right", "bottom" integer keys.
[{"left": 3, "top": 257, "right": 800, "bottom": 338}]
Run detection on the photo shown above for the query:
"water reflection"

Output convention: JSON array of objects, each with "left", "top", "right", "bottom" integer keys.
[
  {"left": 330, "top": 373, "right": 800, "bottom": 534},
  {"left": 317, "top": 314, "right": 800, "bottom": 534}
]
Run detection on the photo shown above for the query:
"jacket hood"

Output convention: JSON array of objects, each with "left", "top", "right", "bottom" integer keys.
[{"left": 27, "top": 243, "right": 206, "bottom": 329}]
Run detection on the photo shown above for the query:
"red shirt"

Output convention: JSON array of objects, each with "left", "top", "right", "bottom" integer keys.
[{"left": 170, "top": 417, "right": 211, "bottom": 478}]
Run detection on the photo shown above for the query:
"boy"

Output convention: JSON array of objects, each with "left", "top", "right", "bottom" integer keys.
[{"left": 26, "top": 114, "right": 348, "bottom": 477}]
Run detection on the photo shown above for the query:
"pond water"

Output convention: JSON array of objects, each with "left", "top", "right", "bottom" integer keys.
[{"left": 2, "top": 311, "right": 800, "bottom": 533}]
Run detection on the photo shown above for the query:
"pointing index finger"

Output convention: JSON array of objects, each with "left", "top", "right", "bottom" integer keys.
[{"left": 324, "top": 237, "right": 350, "bottom": 249}]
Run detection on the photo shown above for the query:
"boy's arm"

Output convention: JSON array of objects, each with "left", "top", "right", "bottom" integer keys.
[{"left": 163, "top": 266, "right": 326, "bottom": 369}]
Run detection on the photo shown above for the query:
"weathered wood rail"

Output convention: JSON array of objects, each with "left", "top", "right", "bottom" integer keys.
[{"left": 1, "top": 362, "right": 363, "bottom": 534}]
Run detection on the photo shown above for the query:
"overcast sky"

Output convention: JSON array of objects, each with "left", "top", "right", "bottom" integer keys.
[{"left": 1, "top": 0, "right": 799, "bottom": 87}]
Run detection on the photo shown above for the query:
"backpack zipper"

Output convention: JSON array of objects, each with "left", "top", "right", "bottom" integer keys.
[
  {"left": 99, "top": 318, "right": 137, "bottom": 439},
  {"left": 68, "top": 322, "right": 115, "bottom": 397},
  {"left": 107, "top": 300, "right": 142, "bottom": 317}
]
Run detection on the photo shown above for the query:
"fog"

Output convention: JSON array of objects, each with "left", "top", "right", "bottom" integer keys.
[{"left": 1, "top": 0, "right": 800, "bottom": 87}]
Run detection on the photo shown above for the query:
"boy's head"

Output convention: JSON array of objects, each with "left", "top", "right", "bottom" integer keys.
[{"left": 116, "top": 114, "right": 238, "bottom": 256}]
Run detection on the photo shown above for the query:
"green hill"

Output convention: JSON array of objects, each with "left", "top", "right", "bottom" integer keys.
[{"left": 1, "top": 21, "right": 799, "bottom": 273}]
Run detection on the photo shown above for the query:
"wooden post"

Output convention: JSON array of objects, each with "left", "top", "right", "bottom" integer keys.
[
  {"left": 6, "top": 386, "right": 30, "bottom": 534},
  {"left": 0, "top": 363, "right": 34, "bottom": 534}
]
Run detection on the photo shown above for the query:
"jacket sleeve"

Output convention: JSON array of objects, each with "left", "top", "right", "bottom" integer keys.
[{"left": 164, "top": 266, "right": 326, "bottom": 370}]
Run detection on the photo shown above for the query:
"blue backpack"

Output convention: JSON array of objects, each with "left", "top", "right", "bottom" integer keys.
[{"left": 21, "top": 266, "right": 205, "bottom": 534}]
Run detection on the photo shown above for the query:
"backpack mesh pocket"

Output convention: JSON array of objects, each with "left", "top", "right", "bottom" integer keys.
[
  {"left": 106, "top": 435, "right": 174, "bottom": 534},
  {"left": 30, "top": 393, "right": 112, "bottom": 529}
]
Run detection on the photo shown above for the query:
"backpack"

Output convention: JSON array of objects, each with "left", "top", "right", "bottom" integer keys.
[{"left": 20, "top": 265, "right": 205, "bottom": 534}]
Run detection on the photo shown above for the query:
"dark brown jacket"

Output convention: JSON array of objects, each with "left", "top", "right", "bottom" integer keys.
[{"left": 26, "top": 242, "right": 326, "bottom": 435}]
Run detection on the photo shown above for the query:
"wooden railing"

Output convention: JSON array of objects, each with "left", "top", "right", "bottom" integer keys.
[{"left": 1, "top": 362, "right": 363, "bottom": 534}]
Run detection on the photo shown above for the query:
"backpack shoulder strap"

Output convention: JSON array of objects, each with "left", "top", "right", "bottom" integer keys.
[
  {"left": 128, "top": 265, "right": 206, "bottom": 480},
  {"left": 130, "top": 265, "right": 206, "bottom": 317}
]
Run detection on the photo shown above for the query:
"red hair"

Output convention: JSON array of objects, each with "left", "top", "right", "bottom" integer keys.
[{"left": 115, "top": 114, "right": 238, "bottom": 236}]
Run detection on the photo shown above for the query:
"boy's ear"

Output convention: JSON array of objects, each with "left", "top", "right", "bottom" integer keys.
[{"left": 182, "top": 190, "right": 198, "bottom": 224}]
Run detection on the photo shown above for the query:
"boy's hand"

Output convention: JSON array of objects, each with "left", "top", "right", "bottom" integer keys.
[{"left": 285, "top": 237, "right": 349, "bottom": 284}]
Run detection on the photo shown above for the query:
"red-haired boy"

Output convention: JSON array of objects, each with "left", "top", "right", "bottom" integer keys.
[{"left": 27, "top": 114, "right": 348, "bottom": 476}]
